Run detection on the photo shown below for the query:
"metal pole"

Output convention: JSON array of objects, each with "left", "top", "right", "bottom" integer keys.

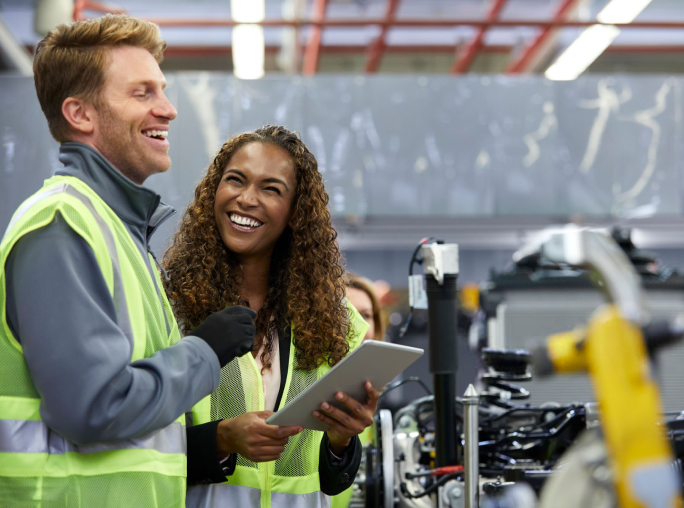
[
  {"left": 423, "top": 243, "right": 459, "bottom": 468},
  {"left": 463, "top": 383, "right": 479, "bottom": 508}
]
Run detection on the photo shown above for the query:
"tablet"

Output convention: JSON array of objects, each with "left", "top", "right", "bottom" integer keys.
[{"left": 267, "top": 341, "right": 424, "bottom": 431}]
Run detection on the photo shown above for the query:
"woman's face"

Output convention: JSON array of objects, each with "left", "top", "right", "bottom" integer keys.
[
  {"left": 214, "top": 142, "right": 297, "bottom": 261},
  {"left": 346, "top": 287, "right": 375, "bottom": 342}
]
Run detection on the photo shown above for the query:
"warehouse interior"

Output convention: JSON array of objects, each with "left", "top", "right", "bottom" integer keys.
[{"left": 2, "top": 1, "right": 684, "bottom": 507}]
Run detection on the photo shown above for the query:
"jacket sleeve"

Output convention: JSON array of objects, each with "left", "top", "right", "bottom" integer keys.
[
  {"left": 319, "top": 433, "right": 362, "bottom": 496},
  {"left": 4, "top": 213, "right": 221, "bottom": 444},
  {"left": 186, "top": 420, "right": 236, "bottom": 485}
]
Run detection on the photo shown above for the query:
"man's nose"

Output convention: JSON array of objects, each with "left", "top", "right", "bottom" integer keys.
[{"left": 153, "top": 91, "right": 178, "bottom": 121}]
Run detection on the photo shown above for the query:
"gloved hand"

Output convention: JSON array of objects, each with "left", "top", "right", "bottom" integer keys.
[{"left": 190, "top": 306, "right": 257, "bottom": 367}]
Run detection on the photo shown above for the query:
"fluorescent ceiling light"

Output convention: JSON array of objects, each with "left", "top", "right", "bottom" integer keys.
[
  {"left": 230, "top": 0, "right": 265, "bottom": 79},
  {"left": 232, "top": 25, "right": 265, "bottom": 79},
  {"left": 545, "top": 25, "right": 620, "bottom": 80},
  {"left": 230, "top": 0, "right": 265, "bottom": 23},
  {"left": 597, "top": 0, "right": 653, "bottom": 24},
  {"left": 545, "top": 0, "right": 653, "bottom": 81}
]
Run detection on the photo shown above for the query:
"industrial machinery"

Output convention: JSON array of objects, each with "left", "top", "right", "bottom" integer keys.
[
  {"left": 478, "top": 227, "right": 684, "bottom": 412},
  {"left": 360, "top": 228, "right": 684, "bottom": 508}
]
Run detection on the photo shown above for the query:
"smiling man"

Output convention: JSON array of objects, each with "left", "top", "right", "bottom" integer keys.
[{"left": 0, "top": 14, "right": 257, "bottom": 507}]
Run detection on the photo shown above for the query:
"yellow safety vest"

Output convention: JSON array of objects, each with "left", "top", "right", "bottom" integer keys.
[
  {"left": 187, "top": 303, "right": 368, "bottom": 508},
  {"left": 0, "top": 176, "right": 187, "bottom": 507}
]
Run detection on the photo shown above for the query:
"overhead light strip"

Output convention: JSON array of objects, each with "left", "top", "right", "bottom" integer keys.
[
  {"left": 545, "top": 0, "right": 653, "bottom": 81},
  {"left": 231, "top": 0, "right": 265, "bottom": 79}
]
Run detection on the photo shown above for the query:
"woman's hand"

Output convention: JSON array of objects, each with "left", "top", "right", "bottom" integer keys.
[
  {"left": 313, "top": 381, "right": 379, "bottom": 455},
  {"left": 216, "top": 411, "right": 303, "bottom": 462}
]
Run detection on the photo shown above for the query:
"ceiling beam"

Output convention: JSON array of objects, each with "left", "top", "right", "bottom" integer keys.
[
  {"left": 364, "top": 0, "right": 401, "bottom": 73},
  {"left": 66, "top": 14, "right": 684, "bottom": 30},
  {"left": 302, "top": 0, "right": 327, "bottom": 75},
  {"left": 156, "top": 43, "right": 684, "bottom": 59},
  {"left": 506, "top": 0, "right": 582, "bottom": 74},
  {"left": 74, "top": 0, "right": 125, "bottom": 21},
  {"left": 450, "top": 0, "right": 510, "bottom": 74}
]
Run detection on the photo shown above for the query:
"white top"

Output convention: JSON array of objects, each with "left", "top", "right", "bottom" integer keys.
[{"left": 254, "top": 337, "right": 281, "bottom": 412}]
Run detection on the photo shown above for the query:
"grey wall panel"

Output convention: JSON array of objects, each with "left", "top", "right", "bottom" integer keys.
[
  {"left": 555, "top": 77, "right": 683, "bottom": 216},
  {"left": 2, "top": 74, "right": 684, "bottom": 249},
  {"left": 301, "top": 76, "right": 369, "bottom": 217},
  {"left": 0, "top": 76, "right": 59, "bottom": 235}
]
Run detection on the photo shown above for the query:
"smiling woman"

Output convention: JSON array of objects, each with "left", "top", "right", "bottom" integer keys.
[
  {"left": 163, "top": 125, "right": 377, "bottom": 508},
  {"left": 164, "top": 126, "right": 350, "bottom": 371}
]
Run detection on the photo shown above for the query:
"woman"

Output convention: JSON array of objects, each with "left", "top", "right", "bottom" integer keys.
[
  {"left": 163, "top": 125, "right": 377, "bottom": 508},
  {"left": 345, "top": 272, "right": 386, "bottom": 342}
]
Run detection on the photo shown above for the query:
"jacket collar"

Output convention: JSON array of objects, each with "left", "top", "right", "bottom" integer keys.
[{"left": 57, "top": 142, "right": 175, "bottom": 240}]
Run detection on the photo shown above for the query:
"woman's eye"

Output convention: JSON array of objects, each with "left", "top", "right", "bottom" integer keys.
[
  {"left": 265, "top": 186, "right": 281, "bottom": 195},
  {"left": 362, "top": 312, "right": 372, "bottom": 321},
  {"left": 226, "top": 175, "right": 241, "bottom": 183}
]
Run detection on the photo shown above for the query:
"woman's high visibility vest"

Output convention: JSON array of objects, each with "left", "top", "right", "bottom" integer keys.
[
  {"left": 0, "top": 176, "right": 187, "bottom": 507},
  {"left": 186, "top": 303, "right": 368, "bottom": 508}
]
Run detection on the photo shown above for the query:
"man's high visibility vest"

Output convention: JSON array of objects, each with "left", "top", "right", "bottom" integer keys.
[{"left": 0, "top": 175, "right": 187, "bottom": 507}]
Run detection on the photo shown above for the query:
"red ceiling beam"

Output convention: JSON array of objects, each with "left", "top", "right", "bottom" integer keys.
[
  {"left": 364, "top": 0, "right": 401, "bottom": 73},
  {"left": 70, "top": 16, "right": 684, "bottom": 29},
  {"left": 302, "top": 0, "right": 328, "bottom": 75},
  {"left": 29, "top": 43, "right": 684, "bottom": 59},
  {"left": 74, "top": 0, "right": 125, "bottom": 21},
  {"left": 451, "top": 0, "right": 510, "bottom": 74},
  {"left": 506, "top": 0, "right": 581, "bottom": 73}
]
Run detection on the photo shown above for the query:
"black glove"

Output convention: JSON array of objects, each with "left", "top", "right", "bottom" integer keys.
[{"left": 190, "top": 306, "right": 257, "bottom": 367}]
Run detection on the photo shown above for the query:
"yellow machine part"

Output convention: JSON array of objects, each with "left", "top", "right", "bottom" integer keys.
[{"left": 544, "top": 305, "right": 682, "bottom": 508}]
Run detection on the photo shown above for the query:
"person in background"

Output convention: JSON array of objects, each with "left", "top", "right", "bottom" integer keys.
[
  {"left": 330, "top": 272, "right": 388, "bottom": 508},
  {"left": 345, "top": 272, "right": 387, "bottom": 342},
  {"left": 163, "top": 125, "right": 378, "bottom": 507},
  {"left": 0, "top": 14, "right": 256, "bottom": 507}
]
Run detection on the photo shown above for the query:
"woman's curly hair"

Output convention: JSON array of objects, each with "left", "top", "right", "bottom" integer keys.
[{"left": 163, "top": 125, "right": 350, "bottom": 371}]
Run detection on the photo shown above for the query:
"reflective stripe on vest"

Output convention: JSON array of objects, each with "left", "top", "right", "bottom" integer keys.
[
  {"left": 186, "top": 483, "right": 331, "bottom": 508},
  {"left": 0, "top": 417, "right": 185, "bottom": 455}
]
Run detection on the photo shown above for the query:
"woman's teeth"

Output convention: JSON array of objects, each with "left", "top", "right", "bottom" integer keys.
[{"left": 230, "top": 213, "right": 263, "bottom": 228}]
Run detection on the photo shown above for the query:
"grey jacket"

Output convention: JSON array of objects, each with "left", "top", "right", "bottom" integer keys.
[{"left": 4, "top": 142, "right": 220, "bottom": 444}]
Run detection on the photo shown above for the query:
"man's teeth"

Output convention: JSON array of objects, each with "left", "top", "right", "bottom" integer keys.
[
  {"left": 143, "top": 130, "right": 168, "bottom": 139},
  {"left": 230, "top": 214, "right": 263, "bottom": 228}
]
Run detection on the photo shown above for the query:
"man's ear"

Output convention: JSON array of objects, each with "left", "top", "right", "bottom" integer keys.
[{"left": 62, "top": 97, "right": 96, "bottom": 135}]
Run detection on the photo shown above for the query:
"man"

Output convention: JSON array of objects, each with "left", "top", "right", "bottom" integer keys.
[{"left": 0, "top": 14, "right": 256, "bottom": 507}]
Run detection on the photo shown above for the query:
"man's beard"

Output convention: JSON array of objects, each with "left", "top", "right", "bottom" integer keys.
[{"left": 96, "top": 106, "right": 152, "bottom": 185}]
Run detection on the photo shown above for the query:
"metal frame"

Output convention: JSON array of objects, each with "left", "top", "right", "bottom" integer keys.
[
  {"left": 364, "top": 0, "right": 401, "bottom": 73},
  {"left": 72, "top": 0, "right": 684, "bottom": 74},
  {"left": 302, "top": 0, "right": 327, "bottom": 75},
  {"left": 451, "top": 0, "right": 510, "bottom": 74},
  {"left": 506, "top": 0, "right": 581, "bottom": 74}
]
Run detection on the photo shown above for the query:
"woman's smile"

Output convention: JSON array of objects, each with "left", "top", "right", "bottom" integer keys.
[{"left": 227, "top": 212, "right": 264, "bottom": 232}]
